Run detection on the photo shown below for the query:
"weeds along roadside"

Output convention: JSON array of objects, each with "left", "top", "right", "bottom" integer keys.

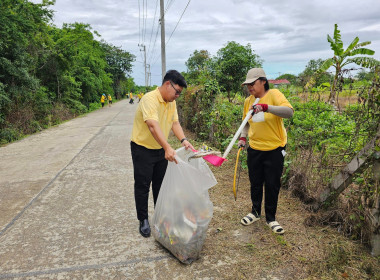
[
  {"left": 0, "top": 98, "right": 124, "bottom": 146},
  {"left": 168, "top": 130, "right": 380, "bottom": 280},
  {"left": 176, "top": 70, "right": 380, "bottom": 254}
]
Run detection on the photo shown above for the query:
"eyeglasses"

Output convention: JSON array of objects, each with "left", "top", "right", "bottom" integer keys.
[
  {"left": 170, "top": 81, "right": 182, "bottom": 95},
  {"left": 246, "top": 81, "right": 257, "bottom": 87}
]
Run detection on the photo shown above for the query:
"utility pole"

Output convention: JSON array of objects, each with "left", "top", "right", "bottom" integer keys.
[
  {"left": 138, "top": 44, "right": 147, "bottom": 88},
  {"left": 147, "top": 64, "right": 151, "bottom": 87},
  {"left": 160, "top": 0, "right": 166, "bottom": 80}
]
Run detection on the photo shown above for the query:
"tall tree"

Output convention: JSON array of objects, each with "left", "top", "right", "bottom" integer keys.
[
  {"left": 185, "top": 50, "right": 212, "bottom": 84},
  {"left": 100, "top": 41, "right": 135, "bottom": 99},
  {"left": 214, "top": 41, "right": 262, "bottom": 101},
  {"left": 314, "top": 24, "right": 379, "bottom": 104},
  {"left": 0, "top": 0, "right": 54, "bottom": 129},
  {"left": 44, "top": 23, "right": 113, "bottom": 108}
]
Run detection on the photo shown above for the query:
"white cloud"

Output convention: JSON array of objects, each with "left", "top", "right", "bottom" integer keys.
[
  {"left": 359, "top": 23, "right": 380, "bottom": 32},
  {"left": 31, "top": 0, "right": 380, "bottom": 84}
]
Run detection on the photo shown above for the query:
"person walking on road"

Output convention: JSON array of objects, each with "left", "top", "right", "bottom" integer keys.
[
  {"left": 238, "top": 68, "right": 293, "bottom": 235},
  {"left": 107, "top": 94, "right": 112, "bottom": 107},
  {"left": 130, "top": 70, "right": 194, "bottom": 238},
  {"left": 100, "top": 94, "right": 106, "bottom": 108},
  {"left": 129, "top": 92, "right": 134, "bottom": 104}
]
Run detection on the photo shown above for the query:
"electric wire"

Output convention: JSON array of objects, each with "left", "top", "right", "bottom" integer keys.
[
  {"left": 138, "top": 0, "right": 141, "bottom": 44},
  {"left": 137, "top": 0, "right": 144, "bottom": 62},
  {"left": 166, "top": 0, "right": 191, "bottom": 45},
  {"left": 147, "top": 0, "right": 159, "bottom": 56},
  {"left": 142, "top": 0, "right": 148, "bottom": 43},
  {"left": 144, "top": 0, "right": 148, "bottom": 43},
  {"left": 151, "top": 0, "right": 192, "bottom": 66},
  {"left": 165, "top": 0, "right": 175, "bottom": 14},
  {"left": 148, "top": 23, "right": 160, "bottom": 65}
]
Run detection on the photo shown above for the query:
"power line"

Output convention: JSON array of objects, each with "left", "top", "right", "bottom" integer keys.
[
  {"left": 141, "top": 0, "right": 192, "bottom": 79},
  {"left": 148, "top": 23, "right": 160, "bottom": 65},
  {"left": 151, "top": 0, "right": 191, "bottom": 66},
  {"left": 137, "top": 0, "right": 144, "bottom": 62},
  {"left": 138, "top": 0, "right": 141, "bottom": 44},
  {"left": 142, "top": 0, "right": 148, "bottom": 43},
  {"left": 165, "top": 0, "right": 175, "bottom": 14},
  {"left": 166, "top": 0, "right": 191, "bottom": 46},
  {"left": 147, "top": 0, "right": 159, "bottom": 56}
]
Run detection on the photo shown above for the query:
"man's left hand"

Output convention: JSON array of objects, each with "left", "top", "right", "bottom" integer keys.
[{"left": 182, "top": 139, "right": 194, "bottom": 150}]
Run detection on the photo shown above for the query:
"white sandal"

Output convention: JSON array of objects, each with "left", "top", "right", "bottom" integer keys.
[
  {"left": 241, "top": 213, "right": 260, "bottom": 226},
  {"left": 267, "top": 221, "right": 285, "bottom": 234}
]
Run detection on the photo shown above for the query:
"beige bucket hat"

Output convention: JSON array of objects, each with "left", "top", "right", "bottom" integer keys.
[{"left": 241, "top": 68, "right": 266, "bottom": 85}]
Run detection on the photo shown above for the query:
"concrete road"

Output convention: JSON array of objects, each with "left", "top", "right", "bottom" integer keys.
[{"left": 0, "top": 100, "right": 227, "bottom": 279}]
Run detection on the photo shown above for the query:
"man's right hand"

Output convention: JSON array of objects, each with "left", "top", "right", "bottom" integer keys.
[{"left": 165, "top": 146, "right": 178, "bottom": 164}]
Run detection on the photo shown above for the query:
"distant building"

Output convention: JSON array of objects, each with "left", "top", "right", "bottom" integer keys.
[{"left": 268, "top": 79, "right": 290, "bottom": 87}]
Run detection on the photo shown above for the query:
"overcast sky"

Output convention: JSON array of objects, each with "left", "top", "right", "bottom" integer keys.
[{"left": 32, "top": 0, "right": 380, "bottom": 86}]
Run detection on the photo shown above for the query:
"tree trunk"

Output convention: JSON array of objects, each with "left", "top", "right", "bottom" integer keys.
[{"left": 328, "top": 67, "right": 340, "bottom": 105}]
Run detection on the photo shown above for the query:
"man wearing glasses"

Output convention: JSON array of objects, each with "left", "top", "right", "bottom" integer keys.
[{"left": 130, "top": 70, "right": 194, "bottom": 238}]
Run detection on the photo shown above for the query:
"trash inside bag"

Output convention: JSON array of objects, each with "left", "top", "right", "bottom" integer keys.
[{"left": 152, "top": 147, "right": 217, "bottom": 264}]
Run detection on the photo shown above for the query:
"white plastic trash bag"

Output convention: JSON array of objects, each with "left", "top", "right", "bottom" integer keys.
[{"left": 152, "top": 147, "right": 217, "bottom": 264}]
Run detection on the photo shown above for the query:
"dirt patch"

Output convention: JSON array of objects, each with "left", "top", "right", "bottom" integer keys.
[{"left": 169, "top": 130, "right": 380, "bottom": 279}]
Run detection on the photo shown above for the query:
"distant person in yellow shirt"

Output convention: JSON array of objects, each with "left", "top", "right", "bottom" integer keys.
[
  {"left": 238, "top": 68, "right": 293, "bottom": 235},
  {"left": 129, "top": 92, "right": 134, "bottom": 104},
  {"left": 107, "top": 94, "right": 112, "bottom": 107},
  {"left": 100, "top": 94, "right": 106, "bottom": 108},
  {"left": 130, "top": 70, "right": 194, "bottom": 238}
]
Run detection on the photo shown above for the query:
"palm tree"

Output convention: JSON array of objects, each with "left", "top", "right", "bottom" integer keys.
[{"left": 315, "top": 24, "right": 379, "bottom": 104}]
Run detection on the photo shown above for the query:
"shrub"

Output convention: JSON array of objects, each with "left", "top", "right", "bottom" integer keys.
[
  {"left": 0, "top": 126, "right": 22, "bottom": 144},
  {"left": 88, "top": 102, "right": 101, "bottom": 112}
]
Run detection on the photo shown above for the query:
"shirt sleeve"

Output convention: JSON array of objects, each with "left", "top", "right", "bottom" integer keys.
[
  {"left": 140, "top": 95, "right": 159, "bottom": 122},
  {"left": 173, "top": 104, "right": 179, "bottom": 122}
]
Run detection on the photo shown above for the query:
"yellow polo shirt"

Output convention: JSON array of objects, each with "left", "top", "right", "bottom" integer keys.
[
  {"left": 243, "top": 89, "right": 293, "bottom": 151},
  {"left": 131, "top": 87, "right": 179, "bottom": 149}
]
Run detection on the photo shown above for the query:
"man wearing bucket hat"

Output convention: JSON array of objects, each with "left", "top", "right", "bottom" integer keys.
[{"left": 238, "top": 68, "right": 294, "bottom": 235}]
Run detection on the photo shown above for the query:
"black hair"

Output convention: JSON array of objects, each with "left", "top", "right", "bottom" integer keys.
[
  {"left": 162, "top": 70, "right": 187, "bottom": 88},
  {"left": 258, "top": 77, "right": 269, "bottom": 91}
]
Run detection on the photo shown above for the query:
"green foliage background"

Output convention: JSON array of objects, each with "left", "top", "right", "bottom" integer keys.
[
  {"left": 0, "top": 0, "right": 136, "bottom": 144},
  {"left": 178, "top": 45, "right": 380, "bottom": 246}
]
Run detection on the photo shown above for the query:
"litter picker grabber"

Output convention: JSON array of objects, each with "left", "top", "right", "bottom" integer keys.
[
  {"left": 188, "top": 150, "right": 222, "bottom": 159},
  {"left": 233, "top": 146, "right": 245, "bottom": 200},
  {"left": 194, "top": 98, "right": 260, "bottom": 167}
]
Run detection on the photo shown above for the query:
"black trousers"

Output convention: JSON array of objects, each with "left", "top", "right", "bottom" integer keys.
[
  {"left": 247, "top": 146, "right": 285, "bottom": 222},
  {"left": 130, "top": 141, "right": 168, "bottom": 221}
]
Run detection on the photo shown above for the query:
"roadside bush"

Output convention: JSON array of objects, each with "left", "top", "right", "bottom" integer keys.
[
  {"left": 0, "top": 126, "right": 22, "bottom": 144},
  {"left": 65, "top": 99, "right": 88, "bottom": 116},
  {"left": 89, "top": 102, "right": 101, "bottom": 112},
  {"left": 31, "top": 87, "right": 53, "bottom": 122},
  {"left": 50, "top": 103, "right": 74, "bottom": 125},
  {"left": 286, "top": 101, "right": 357, "bottom": 157},
  {"left": 178, "top": 79, "right": 245, "bottom": 150},
  {"left": 208, "top": 97, "right": 242, "bottom": 150},
  {"left": 0, "top": 83, "right": 10, "bottom": 127}
]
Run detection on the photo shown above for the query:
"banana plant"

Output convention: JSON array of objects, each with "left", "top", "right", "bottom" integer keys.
[{"left": 315, "top": 24, "right": 379, "bottom": 104}]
